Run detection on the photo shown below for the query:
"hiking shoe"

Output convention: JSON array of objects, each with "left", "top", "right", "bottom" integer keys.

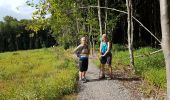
[
  {"left": 79, "top": 78, "right": 84, "bottom": 84},
  {"left": 82, "top": 78, "right": 87, "bottom": 83},
  {"left": 79, "top": 78, "right": 82, "bottom": 81}
]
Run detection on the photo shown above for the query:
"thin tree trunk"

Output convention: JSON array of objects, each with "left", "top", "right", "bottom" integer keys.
[
  {"left": 90, "top": 25, "right": 93, "bottom": 55},
  {"left": 104, "top": 0, "right": 108, "bottom": 34},
  {"left": 90, "top": 25, "right": 94, "bottom": 56},
  {"left": 130, "top": 4, "right": 134, "bottom": 47},
  {"left": 98, "top": 0, "right": 102, "bottom": 39},
  {"left": 92, "top": 35, "right": 95, "bottom": 55},
  {"left": 76, "top": 17, "right": 79, "bottom": 34},
  {"left": 126, "top": 0, "right": 134, "bottom": 67},
  {"left": 139, "top": 25, "right": 142, "bottom": 45},
  {"left": 89, "top": 25, "right": 93, "bottom": 55},
  {"left": 160, "top": 0, "right": 170, "bottom": 99}
]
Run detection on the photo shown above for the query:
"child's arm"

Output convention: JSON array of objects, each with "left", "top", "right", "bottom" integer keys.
[{"left": 73, "top": 45, "right": 81, "bottom": 53}]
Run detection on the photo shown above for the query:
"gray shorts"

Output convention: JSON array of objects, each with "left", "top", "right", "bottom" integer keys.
[{"left": 100, "top": 52, "right": 112, "bottom": 65}]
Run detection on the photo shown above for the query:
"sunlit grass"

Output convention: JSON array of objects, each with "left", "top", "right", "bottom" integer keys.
[
  {"left": 0, "top": 47, "right": 78, "bottom": 100},
  {"left": 110, "top": 45, "right": 166, "bottom": 95}
]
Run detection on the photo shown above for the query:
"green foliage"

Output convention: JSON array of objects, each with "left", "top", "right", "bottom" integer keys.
[
  {"left": 112, "top": 44, "right": 128, "bottom": 51},
  {"left": 0, "top": 47, "right": 78, "bottom": 99},
  {"left": 64, "top": 42, "right": 70, "bottom": 50},
  {"left": 143, "top": 68, "right": 166, "bottom": 89},
  {"left": 111, "top": 45, "right": 166, "bottom": 90},
  {"left": 134, "top": 48, "right": 165, "bottom": 74},
  {"left": 26, "top": 0, "right": 80, "bottom": 46},
  {"left": 0, "top": 16, "right": 56, "bottom": 52}
]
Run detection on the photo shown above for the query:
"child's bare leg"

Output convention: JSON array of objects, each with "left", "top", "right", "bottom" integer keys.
[
  {"left": 100, "top": 64, "right": 105, "bottom": 78},
  {"left": 83, "top": 71, "right": 86, "bottom": 78},
  {"left": 108, "top": 65, "right": 113, "bottom": 78},
  {"left": 79, "top": 71, "right": 83, "bottom": 80}
]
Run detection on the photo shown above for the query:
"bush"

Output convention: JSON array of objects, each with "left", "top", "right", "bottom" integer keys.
[
  {"left": 112, "top": 44, "right": 128, "bottom": 51},
  {"left": 64, "top": 42, "right": 70, "bottom": 50}
]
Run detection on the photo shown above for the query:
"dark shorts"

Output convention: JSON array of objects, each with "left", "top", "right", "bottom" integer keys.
[
  {"left": 79, "top": 57, "right": 88, "bottom": 72},
  {"left": 100, "top": 52, "right": 112, "bottom": 65}
]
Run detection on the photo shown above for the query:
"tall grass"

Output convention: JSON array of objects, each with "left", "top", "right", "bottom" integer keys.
[
  {"left": 0, "top": 47, "right": 78, "bottom": 100},
  {"left": 111, "top": 44, "right": 166, "bottom": 91}
]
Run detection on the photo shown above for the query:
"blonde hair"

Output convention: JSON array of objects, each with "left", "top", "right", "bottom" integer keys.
[
  {"left": 81, "top": 37, "right": 86, "bottom": 41},
  {"left": 81, "top": 37, "right": 87, "bottom": 44},
  {"left": 102, "top": 34, "right": 107, "bottom": 41}
]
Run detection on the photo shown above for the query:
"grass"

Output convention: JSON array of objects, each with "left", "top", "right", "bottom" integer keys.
[
  {"left": 94, "top": 44, "right": 166, "bottom": 96},
  {"left": 111, "top": 44, "right": 166, "bottom": 96},
  {"left": 0, "top": 47, "right": 78, "bottom": 100}
]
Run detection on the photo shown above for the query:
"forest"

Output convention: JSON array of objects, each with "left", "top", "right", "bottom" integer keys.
[
  {"left": 0, "top": 0, "right": 162, "bottom": 52},
  {"left": 0, "top": 16, "right": 56, "bottom": 52}
]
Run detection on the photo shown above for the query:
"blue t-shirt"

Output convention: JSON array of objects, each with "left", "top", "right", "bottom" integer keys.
[{"left": 101, "top": 42, "right": 108, "bottom": 54}]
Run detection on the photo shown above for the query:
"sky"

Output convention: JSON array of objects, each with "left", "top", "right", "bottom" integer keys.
[{"left": 0, "top": 0, "right": 38, "bottom": 21}]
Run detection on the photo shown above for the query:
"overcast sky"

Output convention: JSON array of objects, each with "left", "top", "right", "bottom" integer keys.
[{"left": 0, "top": 0, "right": 38, "bottom": 21}]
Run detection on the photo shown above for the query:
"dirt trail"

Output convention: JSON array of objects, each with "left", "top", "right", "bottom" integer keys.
[{"left": 77, "top": 58, "right": 139, "bottom": 100}]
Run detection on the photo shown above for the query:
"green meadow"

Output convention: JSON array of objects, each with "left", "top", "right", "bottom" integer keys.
[{"left": 0, "top": 47, "right": 78, "bottom": 100}]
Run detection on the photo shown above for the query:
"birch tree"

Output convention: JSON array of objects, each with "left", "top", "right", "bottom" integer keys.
[
  {"left": 126, "top": 0, "right": 134, "bottom": 67},
  {"left": 98, "top": 0, "right": 102, "bottom": 39},
  {"left": 160, "top": 0, "right": 170, "bottom": 99},
  {"left": 105, "top": 0, "right": 108, "bottom": 34}
]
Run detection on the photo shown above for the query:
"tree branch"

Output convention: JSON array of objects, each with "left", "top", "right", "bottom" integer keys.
[
  {"left": 134, "top": 49, "right": 162, "bottom": 58},
  {"left": 79, "top": 6, "right": 161, "bottom": 43}
]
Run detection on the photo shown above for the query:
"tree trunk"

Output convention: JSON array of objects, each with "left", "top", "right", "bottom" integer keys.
[
  {"left": 76, "top": 17, "right": 79, "bottom": 34},
  {"left": 98, "top": 0, "right": 102, "bottom": 39},
  {"left": 104, "top": 0, "right": 108, "bottom": 34},
  {"left": 126, "top": 0, "right": 134, "bottom": 67},
  {"left": 160, "top": 0, "right": 170, "bottom": 99},
  {"left": 89, "top": 25, "right": 93, "bottom": 55},
  {"left": 139, "top": 25, "right": 142, "bottom": 45},
  {"left": 92, "top": 35, "right": 95, "bottom": 55}
]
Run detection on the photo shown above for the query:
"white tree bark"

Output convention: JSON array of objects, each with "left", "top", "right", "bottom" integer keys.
[
  {"left": 126, "top": 0, "right": 134, "bottom": 67},
  {"left": 98, "top": 0, "right": 102, "bottom": 39},
  {"left": 160, "top": 0, "right": 170, "bottom": 99},
  {"left": 104, "top": 0, "right": 108, "bottom": 34}
]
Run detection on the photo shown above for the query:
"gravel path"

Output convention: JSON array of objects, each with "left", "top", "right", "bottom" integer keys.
[{"left": 77, "top": 58, "right": 137, "bottom": 100}]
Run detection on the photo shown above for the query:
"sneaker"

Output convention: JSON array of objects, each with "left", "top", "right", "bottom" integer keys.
[
  {"left": 79, "top": 78, "right": 84, "bottom": 81},
  {"left": 81, "top": 78, "right": 86, "bottom": 83}
]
